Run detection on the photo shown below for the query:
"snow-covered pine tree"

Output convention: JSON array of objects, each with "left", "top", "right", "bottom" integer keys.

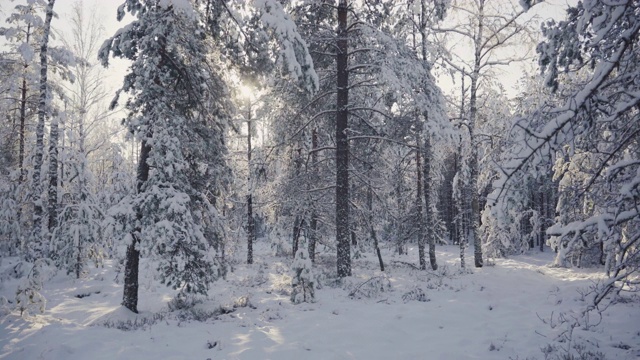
[
  {"left": 15, "top": 258, "right": 54, "bottom": 316},
  {"left": 291, "top": 234, "right": 315, "bottom": 304},
  {"left": 99, "top": 0, "right": 231, "bottom": 312},
  {"left": 101, "top": 0, "right": 317, "bottom": 313}
]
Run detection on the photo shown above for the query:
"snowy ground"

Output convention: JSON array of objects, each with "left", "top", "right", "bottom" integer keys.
[{"left": 1, "top": 244, "right": 638, "bottom": 360}]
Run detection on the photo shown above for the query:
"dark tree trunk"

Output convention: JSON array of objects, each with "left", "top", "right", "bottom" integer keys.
[
  {"left": 309, "top": 214, "right": 317, "bottom": 263},
  {"left": 247, "top": 193, "right": 254, "bottom": 264},
  {"left": 418, "top": 3, "right": 437, "bottom": 271},
  {"left": 367, "top": 183, "right": 384, "bottom": 271},
  {"left": 335, "top": 0, "right": 351, "bottom": 277},
  {"left": 416, "top": 141, "right": 426, "bottom": 270},
  {"left": 423, "top": 136, "right": 438, "bottom": 270},
  {"left": 309, "top": 128, "right": 318, "bottom": 263},
  {"left": 31, "top": 0, "right": 56, "bottom": 254},
  {"left": 47, "top": 117, "right": 58, "bottom": 233},
  {"left": 292, "top": 216, "right": 303, "bottom": 257},
  {"left": 122, "top": 139, "right": 150, "bottom": 313},
  {"left": 539, "top": 185, "right": 545, "bottom": 252},
  {"left": 469, "top": 3, "right": 484, "bottom": 268},
  {"left": 18, "top": 22, "right": 30, "bottom": 186},
  {"left": 247, "top": 100, "right": 254, "bottom": 264}
]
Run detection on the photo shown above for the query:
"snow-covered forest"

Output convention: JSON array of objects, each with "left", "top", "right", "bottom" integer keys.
[{"left": 0, "top": 0, "right": 638, "bottom": 359}]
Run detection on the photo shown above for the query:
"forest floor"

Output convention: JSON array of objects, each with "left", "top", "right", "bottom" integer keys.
[{"left": 0, "top": 243, "right": 638, "bottom": 360}]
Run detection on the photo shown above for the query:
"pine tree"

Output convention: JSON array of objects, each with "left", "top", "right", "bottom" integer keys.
[
  {"left": 100, "top": 1, "right": 229, "bottom": 312},
  {"left": 101, "top": 0, "right": 317, "bottom": 313}
]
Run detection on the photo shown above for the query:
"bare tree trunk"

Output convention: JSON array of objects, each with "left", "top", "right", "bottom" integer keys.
[
  {"left": 292, "top": 217, "right": 305, "bottom": 257},
  {"left": 469, "top": 3, "right": 484, "bottom": 268},
  {"left": 416, "top": 137, "right": 426, "bottom": 270},
  {"left": 367, "top": 180, "right": 384, "bottom": 271},
  {"left": 31, "top": 0, "right": 56, "bottom": 258},
  {"left": 335, "top": 0, "right": 351, "bottom": 277},
  {"left": 246, "top": 99, "right": 254, "bottom": 264},
  {"left": 123, "top": 139, "right": 150, "bottom": 313},
  {"left": 18, "top": 24, "right": 31, "bottom": 187},
  {"left": 420, "top": 1, "right": 437, "bottom": 270},
  {"left": 458, "top": 71, "right": 466, "bottom": 268},
  {"left": 423, "top": 135, "right": 438, "bottom": 270},
  {"left": 309, "top": 127, "right": 318, "bottom": 263},
  {"left": 47, "top": 116, "right": 59, "bottom": 232}
]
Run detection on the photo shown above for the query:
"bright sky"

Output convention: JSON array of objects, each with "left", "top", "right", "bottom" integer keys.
[
  {"left": 433, "top": 0, "right": 577, "bottom": 99},
  {"left": 50, "top": 0, "right": 132, "bottom": 97},
  {"left": 2, "top": 0, "right": 576, "bottom": 103}
]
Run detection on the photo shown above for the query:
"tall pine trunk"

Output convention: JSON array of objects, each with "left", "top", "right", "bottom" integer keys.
[
  {"left": 246, "top": 99, "right": 254, "bottom": 264},
  {"left": 18, "top": 24, "right": 31, "bottom": 187},
  {"left": 123, "top": 139, "right": 150, "bottom": 313},
  {"left": 309, "top": 127, "right": 318, "bottom": 263},
  {"left": 416, "top": 135, "right": 426, "bottom": 270},
  {"left": 47, "top": 116, "right": 59, "bottom": 233},
  {"left": 335, "top": 0, "right": 351, "bottom": 277},
  {"left": 468, "top": 3, "right": 484, "bottom": 268},
  {"left": 423, "top": 135, "right": 438, "bottom": 270},
  {"left": 31, "top": 0, "right": 56, "bottom": 258},
  {"left": 420, "top": 1, "right": 437, "bottom": 270},
  {"left": 367, "top": 180, "right": 384, "bottom": 271}
]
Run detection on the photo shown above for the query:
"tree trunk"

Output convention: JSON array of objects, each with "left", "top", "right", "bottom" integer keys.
[
  {"left": 292, "top": 216, "right": 302, "bottom": 257},
  {"left": 367, "top": 182, "right": 384, "bottom": 271},
  {"left": 416, "top": 140, "right": 426, "bottom": 270},
  {"left": 309, "top": 128, "right": 318, "bottom": 263},
  {"left": 31, "top": 0, "right": 56, "bottom": 258},
  {"left": 47, "top": 116, "right": 59, "bottom": 233},
  {"left": 18, "top": 24, "right": 31, "bottom": 186},
  {"left": 247, "top": 100, "right": 254, "bottom": 264},
  {"left": 419, "top": 4, "right": 437, "bottom": 271},
  {"left": 335, "top": 0, "right": 351, "bottom": 277},
  {"left": 123, "top": 139, "right": 150, "bottom": 313},
  {"left": 469, "top": 4, "right": 484, "bottom": 268},
  {"left": 423, "top": 135, "right": 438, "bottom": 270}
]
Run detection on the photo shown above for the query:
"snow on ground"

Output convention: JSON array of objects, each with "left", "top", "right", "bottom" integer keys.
[{"left": 1, "top": 244, "right": 638, "bottom": 360}]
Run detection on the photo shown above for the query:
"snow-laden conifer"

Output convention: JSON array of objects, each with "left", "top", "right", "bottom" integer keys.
[
  {"left": 100, "top": 1, "right": 231, "bottom": 312},
  {"left": 291, "top": 236, "right": 314, "bottom": 304}
]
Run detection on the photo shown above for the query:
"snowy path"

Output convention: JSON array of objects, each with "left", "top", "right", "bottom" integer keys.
[{"left": 1, "top": 246, "right": 638, "bottom": 359}]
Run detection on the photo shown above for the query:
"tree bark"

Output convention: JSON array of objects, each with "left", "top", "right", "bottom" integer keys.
[
  {"left": 423, "top": 135, "right": 438, "bottom": 270},
  {"left": 247, "top": 99, "right": 254, "bottom": 264},
  {"left": 367, "top": 182, "right": 384, "bottom": 271},
  {"left": 47, "top": 116, "right": 59, "bottom": 233},
  {"left": 18, "top": 24, "right": 31, "bottom": 187},
  {"left": 335, "top": 0, "right": 351, "bottom": 277},
  {"left": 31, "top": 0, "right": 56, "bottom": 258},
  {"left": 122, "top": 139, "right": 150, "bottom": 313},
  {"left": 416, "top": 140, "right": 426, "bottom": 270},
  {"left": 309, "top": 127, "right": 318, "bottom": 263},
  {"left": 469, "top": 2, "right": 484, "bottom": 268},
  {"left": 419, "top": 2, "right": 437, "bottom": 270}
]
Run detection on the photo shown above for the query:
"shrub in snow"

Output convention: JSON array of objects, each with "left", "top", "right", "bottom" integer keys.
[
  {"left": 270, "top": 224, "right": 288, "bottom": 257},
  {"left": 0, "top": 296, "right": 10, "bottom": 316},
  {"left": 15, "top": 259, "right": 54, "bottom": 316},
  {"left": 291, "top": 247, "right": 315, "bottom": 304},
  {"left": 348, "top": 275, "right": 391, "bottom": 299},
  {"left": 401, "top": 287, "right": 429, "bottom": 303}
]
